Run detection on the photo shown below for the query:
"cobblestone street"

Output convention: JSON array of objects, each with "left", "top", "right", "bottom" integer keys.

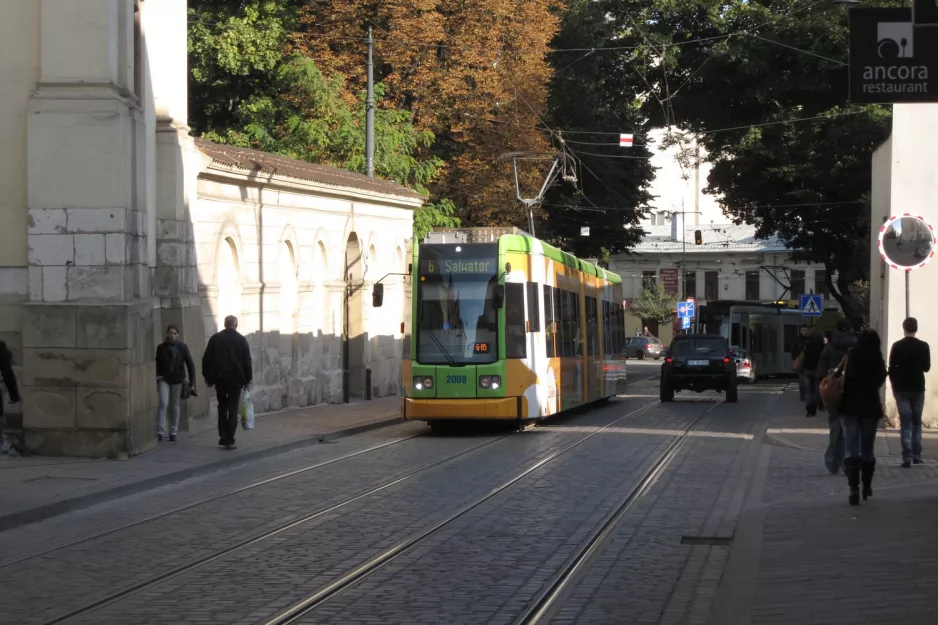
[{"left": 3, "top": 364, "right": 938, "bottom": 625}]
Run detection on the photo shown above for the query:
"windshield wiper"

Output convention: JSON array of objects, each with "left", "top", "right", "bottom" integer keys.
[{"left": 426, "top": 328, "right": 457, "bottom": 367}]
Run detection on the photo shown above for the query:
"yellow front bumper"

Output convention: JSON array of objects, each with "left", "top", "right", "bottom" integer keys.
[{"left": 403, "top": 397, "right": 527, "bottom": 421}]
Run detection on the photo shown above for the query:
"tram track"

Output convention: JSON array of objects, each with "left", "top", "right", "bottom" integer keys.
[
  {"left": 7, "top": 366, "right": 660, "bottom": 571},
  {"left": 0, "top": 431, "right": 428, "bottom": 569},
  {"left": 515, "top": 398, "right": 723, "bottom": 625},
  {"left": 34, "top": 431, "right": 512, "bottom": 625},
  {"left": 260, "top": 398, "right": 667, "bottom": 625},
  {"left": 31, "top": 393, "right": 658, "bottom": 625}
]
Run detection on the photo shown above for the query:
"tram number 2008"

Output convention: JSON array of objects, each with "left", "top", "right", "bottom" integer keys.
[{"left": 445, "top": 375, "right": 468, "bottom": 384}]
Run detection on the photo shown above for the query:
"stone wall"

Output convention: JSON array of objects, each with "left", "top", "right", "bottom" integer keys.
[
  {"left": 20, "top": 301, "right": 157, "bottom": 457},
  {"left": 192, "top": 150, "right": 418, "bottom": 415}
]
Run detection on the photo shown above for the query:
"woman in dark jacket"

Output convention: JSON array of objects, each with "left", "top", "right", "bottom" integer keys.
[
  {"left": 839, "top": 329, "right": 888, "bottom": 506},
  {"left": 155, "top": 325, "right": 196, "bottom": 442}
]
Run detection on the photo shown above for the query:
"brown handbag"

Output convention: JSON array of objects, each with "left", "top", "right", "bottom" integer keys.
[
  {"left": 819, "top": 355, "right": 848, "bottom": 414},
  {"left": 792, "top": 352, "right": 805, "bottom": 372}
]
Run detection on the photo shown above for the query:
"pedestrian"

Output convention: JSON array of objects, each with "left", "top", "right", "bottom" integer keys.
[
  {"left": 888, "top": 317, "right": 931, "bottom": 468},
  {"left": 839, "top": 329, "right": 888, "bottom": 506},
  {"left": 791, "top": 324, "right": 809, "bottom": 400},
  {"left": 643, "top": 325, "right": 654, "bottom": 337},
  {"left": 0, "top": 341, "right": 20, "bottom": 454},
  {"left": 816, "top": 319, "right": 857, "bottom": 474},
  {"left": 202, "top": 315, "right": 252, "bottom": 450},
  {"left": 154, "top": 324, "right": 196, "bottom": 443},
  {"left": 801, "top": 327, "right": 825, "bottom": 417}
]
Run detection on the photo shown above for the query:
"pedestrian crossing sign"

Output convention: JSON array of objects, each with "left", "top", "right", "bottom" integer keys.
[{"left": 799, "top": 294, "right": 823, "bottom": 317}]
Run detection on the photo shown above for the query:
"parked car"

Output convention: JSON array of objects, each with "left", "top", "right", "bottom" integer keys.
[
  {"left": 660, "top": 334, "right": 738, "bottom": 403},
  {"left": 625, "top": 336, "right": 664, "bottom": 360},
  {"left": 732, "top": 347, "right": 757, "bottom": 384}
]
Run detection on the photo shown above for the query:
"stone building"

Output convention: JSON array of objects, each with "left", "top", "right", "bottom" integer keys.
[
  {"left": 609, "top": 216, "right": 834, "bottom": 340},
  {"left": 0, "top": 0, "right": 419, "bottom": 458}
]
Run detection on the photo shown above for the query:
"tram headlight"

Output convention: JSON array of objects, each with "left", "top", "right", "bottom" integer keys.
[
  {"left": 479, "top": 375, "right": 501, "bottom": 390},
  {"left": 414, "top": 376, "right": 433, "bottom": 390}
]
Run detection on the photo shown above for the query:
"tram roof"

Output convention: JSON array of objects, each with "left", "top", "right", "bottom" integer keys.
[{"left": 501, "top": 235, "right": 622, "bottom": 285}]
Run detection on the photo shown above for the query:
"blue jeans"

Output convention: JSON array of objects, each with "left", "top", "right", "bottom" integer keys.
[
  {"left": 894, "top": 390, "right": 925, "bottom": 462},
  {"left": 803, "top": 371, "right": 819, "bottom": 414},
  {"left": 825, "top": 412, "right": 845, "bottom": 473},
  {"left": 840, "top": 416, "right": 877, "bottom": 463},
  {"left": 797, "top": 372, "right": 808, "bottom": 400}
]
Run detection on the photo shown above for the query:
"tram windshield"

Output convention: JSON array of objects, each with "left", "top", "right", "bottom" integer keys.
[{"left": 415, "top": 243, "right": 499, "bottom": 365}]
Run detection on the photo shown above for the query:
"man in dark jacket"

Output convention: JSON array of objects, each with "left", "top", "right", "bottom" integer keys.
[
  {"left": 792, "top": 324, "right": 809, "bottom": 399},
  {"left": 801, "top": 328, "right": 826, "bottom": 417},
  {"left": 888, "top": 317, "right": 931, "bottom": 468},
  {"left": 0, "top": 341, "right": 21, "bottom": 454},
  {"left": 816, "top": 319, "right": 857, "bottom": 473},
  {"left": 202, "top": 315, "right": 252, "bottom": 450}
]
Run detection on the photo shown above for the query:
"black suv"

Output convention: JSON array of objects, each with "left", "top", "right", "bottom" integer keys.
[{"left": 660, "top": 334, "right": 738, "bottom": 403}]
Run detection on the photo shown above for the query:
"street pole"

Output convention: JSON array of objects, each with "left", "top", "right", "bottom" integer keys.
[
  {"left": 905, "top": 270, "right": 911, "bottom": 320},
  {"left": 365, "top": 25, "right": 375, "bottom": 179}
]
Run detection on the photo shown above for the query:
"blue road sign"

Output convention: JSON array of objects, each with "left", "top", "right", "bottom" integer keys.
[
  {"left": 681, "top": 316, "right": 691, "bottom": 329},
  {"left": 685, "top": 301, "right": 696, "bottom": 318},
  {"left": 677, "top": 302, "right": 689, "bottom": 318},
  {"left": 800, "top": 294, "right": 823, "bottom": 317}
]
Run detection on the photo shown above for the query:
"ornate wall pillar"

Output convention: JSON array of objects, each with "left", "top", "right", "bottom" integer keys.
[{"left": 22, "top": 0, "right": 156, "bottom": 457}]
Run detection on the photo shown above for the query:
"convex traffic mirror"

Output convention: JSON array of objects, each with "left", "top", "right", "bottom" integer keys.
[{"left": 879, "top": 215, "right": 936, "bottom": 269}]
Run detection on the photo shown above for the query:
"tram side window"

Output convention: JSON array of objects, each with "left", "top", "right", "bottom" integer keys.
[
  {"left": 526, "top": 282, "right": 541, "bottom": 332},
  {"left": 544, "top": 285, "right": 555, "bottom": 358},
  {"left": 559, "top": 290, "right": 572, "bottom": 357},
  {"left": 505, "top": 282, "right": 527, "bottom": 359},
  {"left": 554, "top": 286, "right": 564, "bottom": 357},
  {"left": 602, "top": 301, "right": 610, "bottom": 356},
  {"left": 586, "top": 296, "right": 598, "bottom": 356}
]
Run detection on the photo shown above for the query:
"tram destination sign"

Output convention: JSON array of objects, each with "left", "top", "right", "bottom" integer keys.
[{"left": 849, "top": 8, "right": 938, "bottom": 103}]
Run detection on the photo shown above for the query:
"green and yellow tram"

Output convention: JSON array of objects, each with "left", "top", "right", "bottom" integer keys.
[{"left": 392, "top": 228, "right": 627, "bottom": 428}]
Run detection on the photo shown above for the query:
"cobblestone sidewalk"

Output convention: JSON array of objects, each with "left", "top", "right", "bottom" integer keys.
[
  {"left": 0, "top": 397, "right": 402, "bottom": 531},
  {"left": 709, "top": 386, "right": 938, "bottom": 625}
]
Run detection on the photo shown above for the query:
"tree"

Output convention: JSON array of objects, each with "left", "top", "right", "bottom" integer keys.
[
  {"left": 188, "top": 0, "right": 302, "bottom": 137},
  {"left": 291, "top": 0, "right": 561, "bottom": 228},
  {"left": 604, "top": 0, "right": 892, "bottom": 325},
  {"left": 414, "top": 199, "right": 461, "bottom": 241},
  {"left": 189, "top": 0, "right": 456, "bottom": 235},
  {"left": 539, "top": 0, "right": 657, "bottom": 259},
  {"left": 628, "top": 283, "right": 677, "bottom": 323}
]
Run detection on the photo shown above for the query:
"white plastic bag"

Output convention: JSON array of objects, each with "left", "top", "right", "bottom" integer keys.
[{"left": 239, "top": 389, "right": 255, "bottom": 430}]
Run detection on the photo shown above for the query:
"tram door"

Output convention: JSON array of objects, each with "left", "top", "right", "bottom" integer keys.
[
  {"left": 749, "top": 314, "right": 774, "bottom": 374},
  {"left": 729, "top": 310, "right": 750, "bottom": 354}
]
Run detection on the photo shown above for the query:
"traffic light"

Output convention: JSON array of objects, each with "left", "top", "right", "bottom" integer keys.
[{"left": 694, "top": 230, "right": 702, "bottom": 245}]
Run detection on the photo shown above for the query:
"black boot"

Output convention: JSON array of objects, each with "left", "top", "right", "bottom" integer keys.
[
  {"left": 844, "top": 458, "right": 861, "bottom": 506},
  {"left": 861, "top": 459, "right": 875, "bottom": 500}
]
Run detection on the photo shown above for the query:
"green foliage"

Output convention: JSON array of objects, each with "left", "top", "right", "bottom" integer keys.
[
  {"left": 627, "top": 283, "right": 677, "bottom": 323},
  {"left": 605, "top": 0, "right": 892, "bottom": 325},
  {"left": 188, "top": 0, "right": 301, "bottom": 135},
  {"left": 540, "top": 0, "right": 656, "bottom": 259},
  {"left": 203, "top": 56, "right": 444, "bottom": 193},
  {"left": 413, "top": 199, "right": 462, "bottom": 241},
  {"left": 189, "top": 0, "right": 451, "bottom": 231}
]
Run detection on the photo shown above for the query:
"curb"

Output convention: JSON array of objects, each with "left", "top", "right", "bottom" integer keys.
[{"left": 0, "top": 414, "right": 403, "bottom": 533}]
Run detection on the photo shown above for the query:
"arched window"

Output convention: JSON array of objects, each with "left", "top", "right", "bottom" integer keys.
[
  {"left": 216, "top": 237, "right": 242, "bottom": 332},
  {"left": 279, "top": 241, "right": 297, "bottom": 336}
]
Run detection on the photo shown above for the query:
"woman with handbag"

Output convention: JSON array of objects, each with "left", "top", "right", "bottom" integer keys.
[
  {"left": 838, "top": 329, "right": 888, "bottom": 506},
  {"left": 155, "top": 324, "right": 197, "bottom": 443},
  {"left": 816, "top": 319, "right": 857, "bottom": 474}
]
